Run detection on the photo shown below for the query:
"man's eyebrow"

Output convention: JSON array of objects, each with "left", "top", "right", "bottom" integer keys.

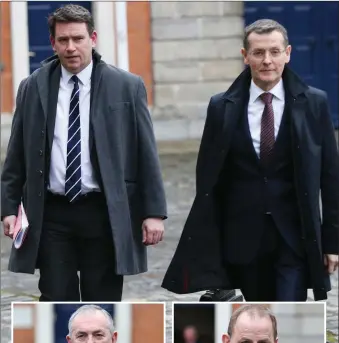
[
  {"left": 57, "top": 34, "right": 85, "bottom": 39},
  {"left": 74, "top": 330, "right": 86, "bottom": 335},
  {"left": 75, "top": 329, "right": 105, "bottom": 335},
  {"left": 238, "top": 338, "right": 271, "bottom": 343}
]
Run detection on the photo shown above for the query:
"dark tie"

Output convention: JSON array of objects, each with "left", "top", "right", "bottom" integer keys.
[
  {"left": 260, "top": 92, "right": 275, "bottom": 165},
  {"left": 65, "top": 75, "right": 81, "bottom": 202}
]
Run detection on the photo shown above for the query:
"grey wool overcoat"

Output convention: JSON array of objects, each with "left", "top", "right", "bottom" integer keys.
[{"left": 1, "top": 50, "right": 167, "bottom": 275}]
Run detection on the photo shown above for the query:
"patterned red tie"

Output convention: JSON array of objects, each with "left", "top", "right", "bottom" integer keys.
[{"left": 260, "top": 92, "right": 275, "bottom": 165}]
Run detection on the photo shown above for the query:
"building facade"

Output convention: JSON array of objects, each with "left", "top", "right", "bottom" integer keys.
[{"left": 1, "top": 1, "right": 338, "bottom": 156}]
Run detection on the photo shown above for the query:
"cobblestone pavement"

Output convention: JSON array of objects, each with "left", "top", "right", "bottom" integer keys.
[{"left": 1, "top": 153, "right": 338, "bottom": 343}]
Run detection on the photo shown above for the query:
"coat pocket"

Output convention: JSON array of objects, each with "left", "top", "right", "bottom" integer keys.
[
  {"left": 125, "top": 180, "right": 137, "bottom": 198},
  {"left": 109, "top": 102, "right": 130, "bottom": 112}
]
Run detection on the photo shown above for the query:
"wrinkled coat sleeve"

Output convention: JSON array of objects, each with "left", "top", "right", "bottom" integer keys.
[
  {"left": 135, "top": 77, "right": 167, "bottom": 219},
  {"left": 319, "top": 93, "right": 339, "bottom": 254},
  {"left": 1, "top": 79, "right": 27, "bottom": 218}
]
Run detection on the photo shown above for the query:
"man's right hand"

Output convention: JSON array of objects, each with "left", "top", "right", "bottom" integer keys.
[{"left": 3, "top": 215, "right": 17, "bottom": 239}]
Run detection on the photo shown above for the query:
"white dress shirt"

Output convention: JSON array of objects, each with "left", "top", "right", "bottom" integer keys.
[
  {"left": 49, "top": 61, "right": 100, "bottom": 194},
  {"left": 248, "top": 79, "right": 285, "bottom": 156}
]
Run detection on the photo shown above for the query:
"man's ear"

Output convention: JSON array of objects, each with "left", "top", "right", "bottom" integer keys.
[
  {"left": 50, "top": 35, "right": 56, "bottom": 51},
  {"left": 222, "top": 333, "right": 231, "bottom": 343},
  {"left": 241, "top": 48, "right": 249, "bottom": 65}
]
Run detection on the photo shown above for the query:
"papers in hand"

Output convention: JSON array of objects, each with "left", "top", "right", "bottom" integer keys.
[{"left": 13, "top": 202, "right": 29, "bottom": 249}]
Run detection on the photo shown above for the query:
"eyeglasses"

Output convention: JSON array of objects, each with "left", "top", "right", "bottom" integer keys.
[{"left": 248, "top": 49, "right": 287, "bottom": 61}]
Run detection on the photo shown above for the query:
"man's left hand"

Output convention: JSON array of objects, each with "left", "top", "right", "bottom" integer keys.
[
  {"left": 142, "top": 218, "right": 164, "bottom": 246},
  {"left": 324, "top": 254, "right": 339, "bottom": 274}
]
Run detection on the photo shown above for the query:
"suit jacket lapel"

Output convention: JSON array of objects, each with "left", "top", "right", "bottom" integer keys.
[
  {"left": 282, "top": 66, "right": 308, "bottom": 148},
  {"left": 89, "top": 60, "right": 104, "bottom": 152},
  {"left": 219, "top": 67, "right": 251, "bottom": 154},
  {"left": 36, "top": 67, "right": 50, "bottom": 119},
  {"left": 202, "top": 97, "right": 246, "bottom": 193},
  {"left": 36, "top": 60, "right": 61, "bottom": 153},
  {"left": 219, "top": 99, "right": 243, "bottom": 153},
  {"left": 290, "top": 96, "right": 308, "bottom": 157},
  {"left": 47, "top": 64, "right": 61, "bottom": 153}
]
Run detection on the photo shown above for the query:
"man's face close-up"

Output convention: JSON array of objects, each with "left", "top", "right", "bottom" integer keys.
[
  {"left": 242, "top": 30, "right": 291, "bottom": 90},
  {"left": 50, "top": 22, "right": 97, "bottom": 74},
  {"left": 66, "top": 311, "right": 117, "bottom": 343},
  {"left": 223, "top": 312, "right": 278, "bottom": 343}
]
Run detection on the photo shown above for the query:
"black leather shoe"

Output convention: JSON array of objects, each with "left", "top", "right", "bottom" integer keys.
[{"left": 199, "top": 289, "right": 244, "bottom": 302}]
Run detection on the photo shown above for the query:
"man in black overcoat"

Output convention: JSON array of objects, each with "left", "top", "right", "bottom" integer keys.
[{"left": 162, "top": 19, "right": 339, "bottom": 301}]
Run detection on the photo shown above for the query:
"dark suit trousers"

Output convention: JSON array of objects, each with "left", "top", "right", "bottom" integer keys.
[
  {"left": 37, "top": 192, "right": 123, "bottom": 301},
  {"left": 226, "top": 215, "right": 308, "bottom": 301}
]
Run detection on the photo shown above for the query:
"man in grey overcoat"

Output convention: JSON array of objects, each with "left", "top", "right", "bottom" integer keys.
[{"left": 1, "top": 4, "right": 167, "bottom": 301}]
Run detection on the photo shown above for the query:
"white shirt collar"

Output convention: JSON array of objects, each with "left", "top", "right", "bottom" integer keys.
[
  {"left": 249, "top": 78, "right": 284, "bottom": 104},
  {"left": 61, "top": 60, "right": 93, "bottom": 86}
]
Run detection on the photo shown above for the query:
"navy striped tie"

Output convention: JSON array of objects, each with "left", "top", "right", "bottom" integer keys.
[
  {"left": 260, "top": 92, "right": 275, "bottom": 165},
  {"left": 65, "top": 75, "right": 82, "bottom": 202}
]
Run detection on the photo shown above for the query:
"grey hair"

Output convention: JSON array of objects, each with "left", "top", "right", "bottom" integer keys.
[
  {"left": 244, "top": 19, "right": 289, "bottom": 50},
  {"left": 68, "top": 305, "right": 115, "bottom": 335},
  {"left": 227, "top": 304, "right": 278, "bottom": 340}
]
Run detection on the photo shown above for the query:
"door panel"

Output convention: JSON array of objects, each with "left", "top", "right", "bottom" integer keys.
[
  {"left": 322, "top": 2, "right": 338, "bottom": 127},
  {"left": 27, "top": 1, "right": 91, "bottom": 75}
]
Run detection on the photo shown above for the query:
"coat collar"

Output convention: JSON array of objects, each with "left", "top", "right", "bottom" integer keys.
[
  {"left": 222, "top": 65, "right": 309, "bottom": 103},
  {"left": 213, "top": 65, "right": 310, "bottom": 189},
  {"left": 36, "top": 49, "right": 103, "bottom": 119}
]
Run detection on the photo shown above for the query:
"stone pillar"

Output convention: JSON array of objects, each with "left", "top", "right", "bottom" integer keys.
[{"left": 150, "top": 2, "right": 244, "bottom": 141}]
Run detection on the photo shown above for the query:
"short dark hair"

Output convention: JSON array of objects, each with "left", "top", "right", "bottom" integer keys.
[
  {"left": 227, "top": 304, "right": 278, "bottom": 340},
  {"left": 244, "top": 19, "right": 289, "bottom": 50},
  {"left": 47, "top": 4, "right": 94, "bottom": 38}
]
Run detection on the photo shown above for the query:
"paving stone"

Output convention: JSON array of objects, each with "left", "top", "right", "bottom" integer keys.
[{"left": 1, "top": 153, "right": 338, "bottom": 343}]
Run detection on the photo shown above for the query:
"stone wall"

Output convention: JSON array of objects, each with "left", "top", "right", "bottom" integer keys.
[
  {"left": 150, "top": 2, "right": 244, "bottom": 141},
  {"left": 272, "top": 303, "right": 325, "bottom": 343}
]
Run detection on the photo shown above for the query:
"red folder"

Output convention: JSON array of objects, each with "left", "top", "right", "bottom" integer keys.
[{"left": 13, "top": 202, "right": 29, "bottom": 249}]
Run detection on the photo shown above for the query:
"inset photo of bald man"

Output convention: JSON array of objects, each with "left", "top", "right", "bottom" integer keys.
[{"left": 172, "top": 302, "right": 326, "bottom": 343}]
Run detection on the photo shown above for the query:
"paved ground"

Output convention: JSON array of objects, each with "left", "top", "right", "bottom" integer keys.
[{"left": 1, "top": 153, "right": 338, "bottom": 343}]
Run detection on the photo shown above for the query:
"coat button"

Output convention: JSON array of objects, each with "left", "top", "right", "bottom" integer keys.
[
  {"left": 304, "top": 192, "right": 308, "bottom": 196},
  {"left": 297, "top": 145, "right": 300, "bottom": 149},
  {"left": 188, "top": 236, "right": 192, "bottom": 241},
  {"left": 39, "top": 170, "right": 43, "bottom": 176},
  {"left": 41, "top": 130, "right": 45, "bottom": 137},
  {"left": 205, "top": 193, "right": 209, "bottom": 197},
  {"left": 264, "top": 177, "right": 268, "bottom": 183},
  {"left": 39, "top": 150, "right": 43, "bottom": 156},
  {"left": 38, "top": 192, "right": 42, "bottom": 197}
]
